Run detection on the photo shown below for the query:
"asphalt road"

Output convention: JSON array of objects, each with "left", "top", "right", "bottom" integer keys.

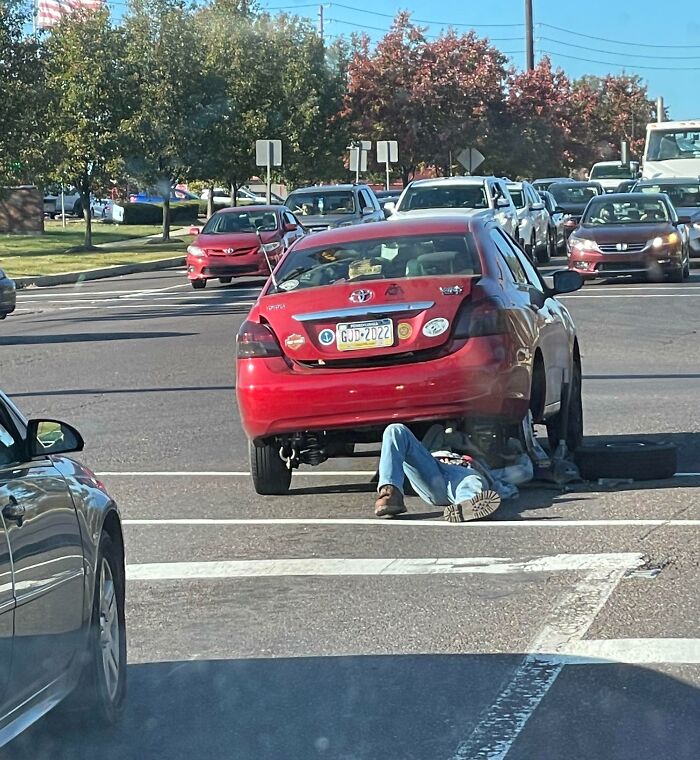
[{"left": 1, "top": 263, "right": 699, "bottom": 759}]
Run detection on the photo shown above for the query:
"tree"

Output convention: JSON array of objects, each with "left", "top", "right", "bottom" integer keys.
[
  {"left": 342, "top": 13, "right": 508, "bottom": 185},
  {"left": 44, "top": 8, "right": 132, "bottom": 248},
  {"left": 122, "top": 0, "right": 224, "bottom": 239}
]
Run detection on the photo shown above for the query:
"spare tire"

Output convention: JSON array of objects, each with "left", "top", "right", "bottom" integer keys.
[{"left": 575, "top": 439, "right": 677, "bottom": 481}]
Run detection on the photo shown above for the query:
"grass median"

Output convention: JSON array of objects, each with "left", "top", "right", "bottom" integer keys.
[{"left": 0, "top": 221, "right": 193, "bottom": 278}]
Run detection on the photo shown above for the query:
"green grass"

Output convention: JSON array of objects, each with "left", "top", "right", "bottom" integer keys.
[{"left": 0, "top": 222, "right": 193, "bottom": 277}]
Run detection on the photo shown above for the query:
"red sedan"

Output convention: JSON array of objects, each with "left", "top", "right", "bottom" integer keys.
[
  {"left": 236, "top": 216, "right": 584, "bottom": 494},
  {"left": 186, "top": 205, "right": 304, "bottom": 289}
]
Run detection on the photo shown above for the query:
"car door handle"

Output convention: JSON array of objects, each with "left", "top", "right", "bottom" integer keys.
[{"left": 2, "top": 496, "right": 25, "bottom": 526}]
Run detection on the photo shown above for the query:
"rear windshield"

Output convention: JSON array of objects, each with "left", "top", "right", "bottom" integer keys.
[
  {"left": 550, "top": 184, "right": 601, "bottom": 204},
  {"left": 272, "top": 233, "right": 481, "bottom": 292},
  {"left": 398, "top": 185, "right": 488, "bottom": 211},
  {"left": 582, "top": 198, "right": 671, "bottom": 225},
  {"left": 638, "top": 183, "right": 700, "bottom": 207},
  {"left": 590, "top": 165, "right": 635, "bottom": 180},
  {"left": 202, "top": 209, "right": 277, "bottom": 233},
  {"left": 286, "top": 191, "right": 356, "bottom": 216}
]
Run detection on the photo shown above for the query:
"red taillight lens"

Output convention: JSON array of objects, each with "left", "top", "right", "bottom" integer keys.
[
  {"left": 236, "top": 320, "right": 283, "bottom": 358},
  {"left": 453, "top": 297, "right": 507, "bottom": 339}
]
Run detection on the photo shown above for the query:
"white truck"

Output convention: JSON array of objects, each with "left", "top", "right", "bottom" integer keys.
[
  {"left": 642, "top": 119, "right": 700, "bottom": 179},
  {"left": 588, "top": 161, "right": 638, "bottom": 192}
]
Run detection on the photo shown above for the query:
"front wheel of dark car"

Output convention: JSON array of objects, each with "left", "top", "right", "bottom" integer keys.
[
  {"left": 250, "top": 441, "right": 292, "bottom": 495},
  {"left": 668, "top": 266, "right": 684, "bottom": 283}
]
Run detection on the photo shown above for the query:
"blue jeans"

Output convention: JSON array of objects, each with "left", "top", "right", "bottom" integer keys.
[{"left": 378, "top": 424, "right": 486, "bottom": 507}]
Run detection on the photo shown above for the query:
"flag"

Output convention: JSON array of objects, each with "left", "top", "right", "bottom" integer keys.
[{"left": 37, "top": 0, "right": 103, "bottom": 30}]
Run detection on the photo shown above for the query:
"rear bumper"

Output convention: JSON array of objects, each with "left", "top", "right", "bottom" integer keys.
[
  {"left": 236, "top": 335, "right": 531, "bottom": 440},
  {"left": 568, "top": 246, "right": 684, "bottom": 278}
]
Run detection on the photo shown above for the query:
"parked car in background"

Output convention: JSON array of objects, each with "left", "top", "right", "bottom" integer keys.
[
  {"left": 0, "top": 270, "right": 16, "bottom": 319},
  {"left": 539, "top": 190, "right": 567, "bottom": 254},
  {"left": 236, "top": 215, "right": 584, "bottom": 495},
  {"left": 634, "top": 177, "right": 700, "bottom": 258},
  {"left": 615, "top": 180, "right": 638, "bottom": 193},
  {"left": 285, "top": 184, "right": 384, "bottom": 232},
  {"left": 532, "top": 177, "right": 572, "bottom": 192},
  {"left": 201, "top": 187, "right": 284, "bottom": 207},
  {"left": 567, "top": 192, "right": 690, "bottom": 282},
  {"left": 388, "top": 176, "right": 520, "bottom": 241},
  {"left": 507, "top": 181, "right": 552, "bottom": 263},
  {"left": 589, "top": 161, "right": 639, "bottom": 193},
  {"left": 43, "top": 186, "right": 81, "bottom": 217},
  {"left": 549, "top": 181, "right": 605, "bottom": 243},
  {"left": 374, "top": 189, "right": 402, "bottom": 219},
  {"left": 186, "top": 205, "right": 304, "bottom": 289},
  {"left": 0, "top": 391, "right": 126, "bottom": 749},
  {"left": 129, "top": 187, "right": 199, "bottom": 204}
]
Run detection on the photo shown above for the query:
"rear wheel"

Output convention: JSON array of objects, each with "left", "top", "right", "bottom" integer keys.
[
  {"left": 546, "top": 360, "right": 583, "bottom": 453},
  {"left": 537, "top": 231, "right": 552, "bottom": 264},
  {"left": 219, "top": 277, "right": 232, "bottom": 284},
  {"left": 191, "top": 279, "right": 206, "bottom": 289},
  {"left": 250, "top": 441, "right": 292, "bottom": 495}
]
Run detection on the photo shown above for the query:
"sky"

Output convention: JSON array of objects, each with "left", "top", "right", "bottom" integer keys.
[{"left": 260, "top": 0, "right": 699, "bottom": 120}]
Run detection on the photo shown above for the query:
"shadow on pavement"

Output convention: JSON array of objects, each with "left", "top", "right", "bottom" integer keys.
[
  {"left": 0, "top": 331, "right": 194, "bottom": 345},
  {"left": 4, "top": 654, "right": 698, "bottom": 760},
  {"left": 10, "top": 385, "right": 234, "bottom": 398}
]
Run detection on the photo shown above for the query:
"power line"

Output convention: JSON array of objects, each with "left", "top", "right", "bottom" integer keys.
[
  {"left": 540, "top": 22, "right": 700, "bottom": 50},
  {"left": 328, "top": 17, "right": 521, "bottom": 41},
  {"left": 540, "top": 36, "right": 700, "bottom": 61},
  {"left": 539, "top": 49, "right": 700, "bottom": 72},
  {"left": 329, "top": 2, "right": 524, "bottom": 28}
]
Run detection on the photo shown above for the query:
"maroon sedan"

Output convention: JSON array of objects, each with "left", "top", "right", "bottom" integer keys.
[
  {"left": 186, "top": 205, "right": 304, "bottom": 289},
  {"left": 568, "top": 193, "right": 691, "bottom": 282}
]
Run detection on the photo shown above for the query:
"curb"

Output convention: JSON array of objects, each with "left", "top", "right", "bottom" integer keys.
[{"left": 14, "top": 256, "right": 185, "bottom": 289}]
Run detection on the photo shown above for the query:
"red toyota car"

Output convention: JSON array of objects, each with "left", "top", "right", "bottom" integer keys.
[
  {"left": 236, "top": 216, "right": 583, "bottom": 494},
  {"left": 186, "top": 205, "right": 304, "bottom": 289}
]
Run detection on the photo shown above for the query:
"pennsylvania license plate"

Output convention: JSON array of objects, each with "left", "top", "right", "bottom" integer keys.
[{"left": 336, "top": 319, "right": 393, "bottom": 351}]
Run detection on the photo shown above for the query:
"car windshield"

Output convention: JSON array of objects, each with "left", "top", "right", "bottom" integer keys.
[
  {"left": 202, "top": 209, "right": 278, "bottom": 233},
  {"left": 399, "top": 184, "right": 488, "bottom": 211},
  {"left": 286, "top": 191, "right": 356, "bottom": 216},
  {"left": 638, "top": 183, "right": 700, "bottom": 207},
  {"left": 647, "top": 129, "right": 700, "bottom": 161},
  {"left": 272, "top": 233, "right": 481, "bottom": 292},
  {"left": 550, "top": 184, "right": 600, "bottom": 204},
  {"left": 582, "top": 198, "right": 671, "bottom": 225},
  {"left": 508, "top": 188, "right": 525, "bottom": 208},
  {"left": 590, "top": 165, "right": 635, "bottom": 180}
]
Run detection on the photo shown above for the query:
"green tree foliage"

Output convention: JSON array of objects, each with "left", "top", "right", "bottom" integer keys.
[{"left": 44, "top": 8, "right": 133, "bottom": 247}]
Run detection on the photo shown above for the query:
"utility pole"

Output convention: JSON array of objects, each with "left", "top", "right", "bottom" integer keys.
[
  {"left": 318, "top": 4, "right": 324, "bottom": 43},
  {"left": 525, "top": 0, "right": 534, "bottom": 71},
  {"left": 656, "top": 96, "right": 665, "bottom": 123}
]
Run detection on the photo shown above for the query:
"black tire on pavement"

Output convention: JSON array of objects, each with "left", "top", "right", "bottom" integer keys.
[
  {"left": 575, "top": 440, "right": 677, "bottom": 481},
  {"left": 683, "top": 259, "right": 690, "bottom": 279},
  {"left": 668, "top": 266, "right": 684, "bottom": 283},
  {"left": 219, "top": 277, "right": 233, "bottom": 284},
  {"left": 546, "top": 361, "right": 583, "bottom": 453},
  {"left": 250, "top": 441, "right": 292, "bottom": 495},
  {"left": 70, "top": 532, "right": 127, "bottom": 725},
  {"left": 191, "top": 279, "right": 207, "bottom": 289},
  {"left": 537, "top": 232, "right": 552, "bottom": 264}
]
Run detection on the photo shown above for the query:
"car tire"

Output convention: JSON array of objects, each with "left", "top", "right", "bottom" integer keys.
[
  {"left": 683, "top": 259, "right": 690, "bottom": 280},
  {"left": 668, "top": 266, "right": 684, "bottom": 283},
  {"left": 70, "top": 531, "right": 127, "bottom": 725},
  {"left": 250, "top": 441, "right": 292, "bottom": 495},
  {"left": 73, "top": 201, "right": 83, "bottom": 218},
  {"left": 219, "top": 277, "right": 233, "bottom": 284},
  {"left": 575, "top": 439, "right": 677, "bottom": 481},
  {"left": 537, "top": 232, "right": 552, "bottom": 264},
  {"left": 191, "top": 279, "right": 206, "bottom": 289},
  {"left": 546, "top": 360, "right": 583, "bottom": 453}
]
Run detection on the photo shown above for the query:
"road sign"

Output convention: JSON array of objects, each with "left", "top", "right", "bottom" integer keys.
[
  {"left": 456, "top": 147, "right": 485, "bottom": 174},
  {"left": 376, "top": 140, "right": 398, "bottom": 164},
  {"left": 255, "top": 140, "right": 282, "bottom": 203},
  {"left": 348, "top": 141, "right": 371, "bottom": 180}
]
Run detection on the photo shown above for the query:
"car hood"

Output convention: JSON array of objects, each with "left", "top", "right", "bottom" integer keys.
[
  {"left": 252, "top": 276, "right": 478, "bottom": 363},
  {"left": 297, "top": 214, "right": 359, "bottom": 229},
  {"left": 195, "top": 230, "right": 278, "bottom": 249},
  {"left": 576, "top": 222, "right": 676, "bottom": 243},
  {"left": 390, "top": 208, "right": 490, "bottom": 219}
]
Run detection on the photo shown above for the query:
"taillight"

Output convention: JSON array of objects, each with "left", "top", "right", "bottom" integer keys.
[
  {"left": 453, "top": 297, "right": 507, "bottom": 339},
  {"left": 236, "top": 320, "right": 283, "bottom": 358}
]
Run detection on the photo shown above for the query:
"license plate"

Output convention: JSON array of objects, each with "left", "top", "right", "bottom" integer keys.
[{"left": 336, "top": 319, "right": 393, "bottom": 351}]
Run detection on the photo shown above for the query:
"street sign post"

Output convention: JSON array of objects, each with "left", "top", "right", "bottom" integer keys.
[
  {"left": 456, "top": 147, "right": 485, "bottom": 175},
  {"left": 255, "top": 139, "right": 282, "bottom": 204},
  {"left": 348, "top": 140, "right": 371, "bottom": 182},
  {"left": 377, "top": 140, "right": 399, "bottom": 190}
]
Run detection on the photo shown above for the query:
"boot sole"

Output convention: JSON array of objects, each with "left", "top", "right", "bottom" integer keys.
[
  {"left": 444, "top": 490, "right": 501, "bottom": 523},
  {"left": 375, "top": 504, "right": 408, "bottom": 517}
]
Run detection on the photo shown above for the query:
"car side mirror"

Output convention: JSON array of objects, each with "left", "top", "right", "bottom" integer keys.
[
  {"left": 189, "top": 226, "right": 201, "bottom": 235},
  {"left": 531, "top": 202, "right": 545, "bottom": 211},
  {"left": 27, "top": 419, "right": 84, "bottom": 458},
  {"left": 361, "top": 206, "right": 374, "bottom": 216},
  {"left": 383, "top": 201, "right": 396, "bottom": 214},
  {"left": 283, "top": 222, "right": 298, "bottom": 232},
  {"left": 550, "top": 270, "right": 583, "bottom": 296},
  {"left": 676, "top": 215, "right": 692, "bottom": 225},
  {"left": 496, "top": 198, "right": 510, "bottom": 208}
]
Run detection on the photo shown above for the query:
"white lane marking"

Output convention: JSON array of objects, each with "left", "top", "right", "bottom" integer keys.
[
  {"left": 126, "top": 552, "right": 643, "bottom": 581},
  {"left": 99, "top": 470, "right": 376, "bottom": 476},
  {"left": 547, "top": 638, "right": 700, "bottom": 665},
  {"left": 121, "top": 517, "right": 700, "bottom": 528},
  {"left": 18, "top": 301, "right": 255, "bottom": 313},
  {"left": 448, "top": 553, "right": 642, "bottom": 760},
  {"left": 17, "top": 283, "right": 190, "bottom": 299},
  {"left": 562, "top": 293, "right": 700, "bottom": 299}
]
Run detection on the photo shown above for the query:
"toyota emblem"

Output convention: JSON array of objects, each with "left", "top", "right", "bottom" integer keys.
[
  {"left": 349, "top": 289, "right": 374, "bottom": 304},
  {"left": 224, "top": 247, "right": 236, "bottom": 255}
]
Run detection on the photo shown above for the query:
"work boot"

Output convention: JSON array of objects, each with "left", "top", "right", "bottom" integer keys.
[
  {"left": 444, "top": 490, "right": 501, "bottom": 523},
  {"left": 374, "top": 485, "right": 407, "bottom": 517}
]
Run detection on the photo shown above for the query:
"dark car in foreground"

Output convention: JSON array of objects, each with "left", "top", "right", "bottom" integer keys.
[
  {"left": 550, "top": 181, "right": 605, "bottom": 242},
  {"left": 236, "top": 216, "right": 583, "bottom": 494},
  {"left": 567, "top": 193, "right": 690, "bottom": 282},
  {"left": 0, "top": 270, "right": 15, "bottom": 319},
  {"left": 0, "top": 392, "right": 125, "bottom": 748},
  {"left": 634, "top": 177, "right": 700, "bottom": 258},
  {"left": 284, "top": 184, "right": 384, "bottom": 232},
  {"left": 186, "top": 205, "right": 304, "bottom": 289}
]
